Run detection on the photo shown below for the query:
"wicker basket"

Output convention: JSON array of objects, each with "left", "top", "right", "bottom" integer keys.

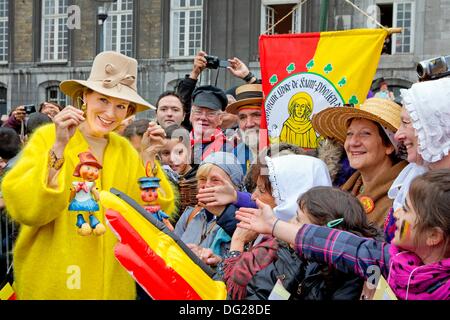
[{"left": 178, "top": 175, "right": 199, "bottom": 215}]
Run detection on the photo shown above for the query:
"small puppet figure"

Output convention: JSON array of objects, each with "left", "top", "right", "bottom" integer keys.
[
  {"left": 138, "top": 177, "right": 174, "bottom": 231},
  {"left": 69, "top": 151, "right": 105, "bottom": 236}
]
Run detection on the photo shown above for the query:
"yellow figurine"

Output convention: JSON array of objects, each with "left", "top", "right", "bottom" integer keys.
[{"left": 69, "top": 151, "right": 105, "bottom": 236}]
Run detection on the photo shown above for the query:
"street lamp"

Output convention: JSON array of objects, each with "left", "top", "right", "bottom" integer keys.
[{"left": 96, "top": 0, "right": 117, "bottom": 53}]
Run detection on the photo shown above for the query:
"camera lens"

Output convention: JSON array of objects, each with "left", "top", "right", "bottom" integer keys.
[{"left": 417, "top": 63, "right": 426, "bottom": 79}]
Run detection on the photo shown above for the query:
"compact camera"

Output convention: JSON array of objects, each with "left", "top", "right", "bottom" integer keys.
[
  {"left": 205, "top": 55, "right": 230, "bottom": 69},
  {"left": 417, "top": 55, "right": 450, "bottom": 81},
  {"left": 23, "top": 104, "right": 36, "bottom": 114}
]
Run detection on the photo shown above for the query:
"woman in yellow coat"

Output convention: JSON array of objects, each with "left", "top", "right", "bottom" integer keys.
[{"left": 1, "top": 51, "right": 176, "bottom": 299}]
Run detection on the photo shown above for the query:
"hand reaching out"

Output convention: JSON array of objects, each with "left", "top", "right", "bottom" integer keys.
[
  {"left": 235, "top": 199, "right": 277, "bottom": 235},
  {"left": 237, "top": 199, "right": 303, "bottom": 245},
  {"left": 196, "top": 174, "right": 237, "bottom": 207}
]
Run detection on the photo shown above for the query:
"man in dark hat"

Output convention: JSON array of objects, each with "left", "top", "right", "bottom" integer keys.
[{"left": 189, "top": 85, "right": 231, "bottom": 163}]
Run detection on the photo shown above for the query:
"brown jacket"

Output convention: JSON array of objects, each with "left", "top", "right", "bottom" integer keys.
[{"left": 342, "top": 160, "right": 408, "bottom": 227}]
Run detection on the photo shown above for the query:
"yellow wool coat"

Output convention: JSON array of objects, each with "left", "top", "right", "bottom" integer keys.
[{"left": 1, "top": 124, "right": 176, "bottom": 299}]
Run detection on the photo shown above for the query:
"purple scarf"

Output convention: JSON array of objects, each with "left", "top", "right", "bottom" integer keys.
[{"left": 387, "top": 245, "right": 450, "bottom": 300}]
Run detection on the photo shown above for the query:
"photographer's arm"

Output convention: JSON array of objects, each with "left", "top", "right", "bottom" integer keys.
[
  {"left": 176, "top": 51, "right": 208, "bottom": 120},
  {"left": 2, "top": 106, "right": 26, "bottom": 133},
  {"left": 189, "top": 51, "right": 207, "bottom": 80}
]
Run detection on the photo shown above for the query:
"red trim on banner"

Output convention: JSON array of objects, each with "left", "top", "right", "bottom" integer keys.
[{"left": 258, "top": 33, "right": 321, "bottom": 150}]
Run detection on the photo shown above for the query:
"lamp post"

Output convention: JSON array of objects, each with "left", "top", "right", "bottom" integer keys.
[
  {"left": 97, "top": 6, "right": 108, "bottom": 53},
  {"left": 96, "top": 0, "right": 117, "bottom": 54}
]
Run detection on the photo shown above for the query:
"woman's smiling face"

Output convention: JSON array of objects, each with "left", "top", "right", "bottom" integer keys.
[{"left": 83, "top": 91, "right": 130, "bottom": 137}]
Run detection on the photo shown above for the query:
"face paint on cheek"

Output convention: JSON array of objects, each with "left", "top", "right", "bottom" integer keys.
[{"left": 400, "top": 220, "right": 411, "bottom": 241}]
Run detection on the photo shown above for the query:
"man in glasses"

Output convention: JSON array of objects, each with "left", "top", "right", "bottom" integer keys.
[{"left": 189, "top": 85, "right": 231, "bottom": 163}]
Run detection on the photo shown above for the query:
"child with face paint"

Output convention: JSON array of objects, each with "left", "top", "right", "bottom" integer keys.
[{"left": 237, "top": 169, "right": 450, "bottom": 300}]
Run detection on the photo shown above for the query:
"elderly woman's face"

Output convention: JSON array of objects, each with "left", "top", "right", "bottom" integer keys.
[
  {"left": 344, "top": 118, "right": 394, "bottom": 172},
  {"left": 395, "top": 109, "right": 423, "bottom": 165},
  {"left": 83, "top": 91, "right": 130, "bottom": 137},
  {"left": 197, "top": 165, "right": 234, "bottom": 190}
]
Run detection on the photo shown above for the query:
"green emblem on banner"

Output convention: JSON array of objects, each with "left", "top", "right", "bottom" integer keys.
[
  {"left": 286, "top": 63, "right": 295, "bottom": 74},
  {"left": 269, "top": 74, "right": 278, "bottom": 85},
  {"left": 324, "top": 63, "right": 333, "bottom": 74}
]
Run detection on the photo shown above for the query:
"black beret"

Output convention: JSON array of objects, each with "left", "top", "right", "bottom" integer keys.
[{"left": 192, "top": 85, "right": 228, "bottom": 111}]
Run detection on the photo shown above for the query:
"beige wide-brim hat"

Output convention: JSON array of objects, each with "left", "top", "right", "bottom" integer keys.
[
  {"left": 60, "top": 51, "right": 155, "bottom": 112},
  {"left": 312, "top": 98, "right": 402, "bottom": 143},
  {"left": 226, "top": 84, "right": 263, "bottom": 115}
]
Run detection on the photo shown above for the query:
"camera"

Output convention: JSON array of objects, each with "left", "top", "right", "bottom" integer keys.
[
  {"left": 417, "top": 55, "right": 450, "bottom": 81},
  {"left": 205, "top": 55, "right": 230, "bottom": 69},
  {"left": 23, "top": 104, "right": 36, "bottom": 114}
]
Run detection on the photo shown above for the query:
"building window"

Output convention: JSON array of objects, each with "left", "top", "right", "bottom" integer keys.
[
  {"left": 46, "top": 85, "right": 66, "bottom": 107},
  {"left": 393, "top": 2, "right": 414, "bottom": 53},
  {"left": 103, "top": 0, "right": 133, "bottom": 56},
  {"left": 0, "top": 0, "right": 7, "bottom": 63},
  {"left": 261, "top": 0, "right": 301, "bottom": 34},
  {"left": 378, "top": 1, "right": 414, "bottom": 54},
  {"left": 41, "top": 0, "right": 68, "bottom": 62},
  {"left": 170, "top": 0, "right": 203, "bottom": 58}
]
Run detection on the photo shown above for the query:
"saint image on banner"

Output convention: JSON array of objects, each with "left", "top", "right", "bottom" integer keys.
[{"left": 280, "top": 91, "right": 318, "bottom": 148}]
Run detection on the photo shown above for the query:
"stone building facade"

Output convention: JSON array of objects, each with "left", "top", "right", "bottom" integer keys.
[{"left": 0, "top": 0, "right": 449, "bottom": 117}]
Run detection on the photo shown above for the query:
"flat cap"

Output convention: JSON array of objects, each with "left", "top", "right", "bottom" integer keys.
[{"left": 192, "top": 85, "right": 228, "bottom": 111}]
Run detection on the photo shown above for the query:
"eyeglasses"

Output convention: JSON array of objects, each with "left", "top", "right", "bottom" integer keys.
[{"left": 191, "top": 108, "right": 220, "bottom": 119}]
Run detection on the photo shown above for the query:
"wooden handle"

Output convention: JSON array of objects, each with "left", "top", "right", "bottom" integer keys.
[{"left": 388, "top": 28, "right": 402, "bottom": 34}]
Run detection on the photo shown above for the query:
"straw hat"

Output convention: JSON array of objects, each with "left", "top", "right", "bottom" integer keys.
[
  {"left": 312, "top": 98, "right": 402, "bottom": 143},
  {"left": 60, "top": 51, "right": 154, "bottom": 112},
  {"left": 226, "top": 84, "right": 263, "bottom": 115},
  {"left": 73, "top": 151, "right": 103, "bottom": 177}
]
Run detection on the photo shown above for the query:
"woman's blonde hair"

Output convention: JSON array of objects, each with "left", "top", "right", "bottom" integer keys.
[{"left": 196, "top": 162, "right": 237, "bottom": 189}]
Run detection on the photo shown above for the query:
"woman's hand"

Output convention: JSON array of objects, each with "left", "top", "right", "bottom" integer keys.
[
  {"left": 196, "top": 174, "right": 237, "bottom": 207},
  {"left": 229, "top": 226, "right": 258, "bottom": 252},
  {"left": 52, "top": 106, "right": 85, "bottom": 153},
  {"left": 236, "top": 199, "right": 277, "bottom": 235},
  {"left": 141, "top": 122, "right": 165, "bottom": 155},
  {"left": 186, "top": 243, "right": 222, "bottom": 266}
]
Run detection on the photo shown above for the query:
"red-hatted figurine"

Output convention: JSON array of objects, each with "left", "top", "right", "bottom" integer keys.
[{"left": 69, "top": 151, "right": 105, "bottom": 236}]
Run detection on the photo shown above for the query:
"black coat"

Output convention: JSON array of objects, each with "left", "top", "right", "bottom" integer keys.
[{"left": 246, "top": 242, "right": 363, "bottom": 300}]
